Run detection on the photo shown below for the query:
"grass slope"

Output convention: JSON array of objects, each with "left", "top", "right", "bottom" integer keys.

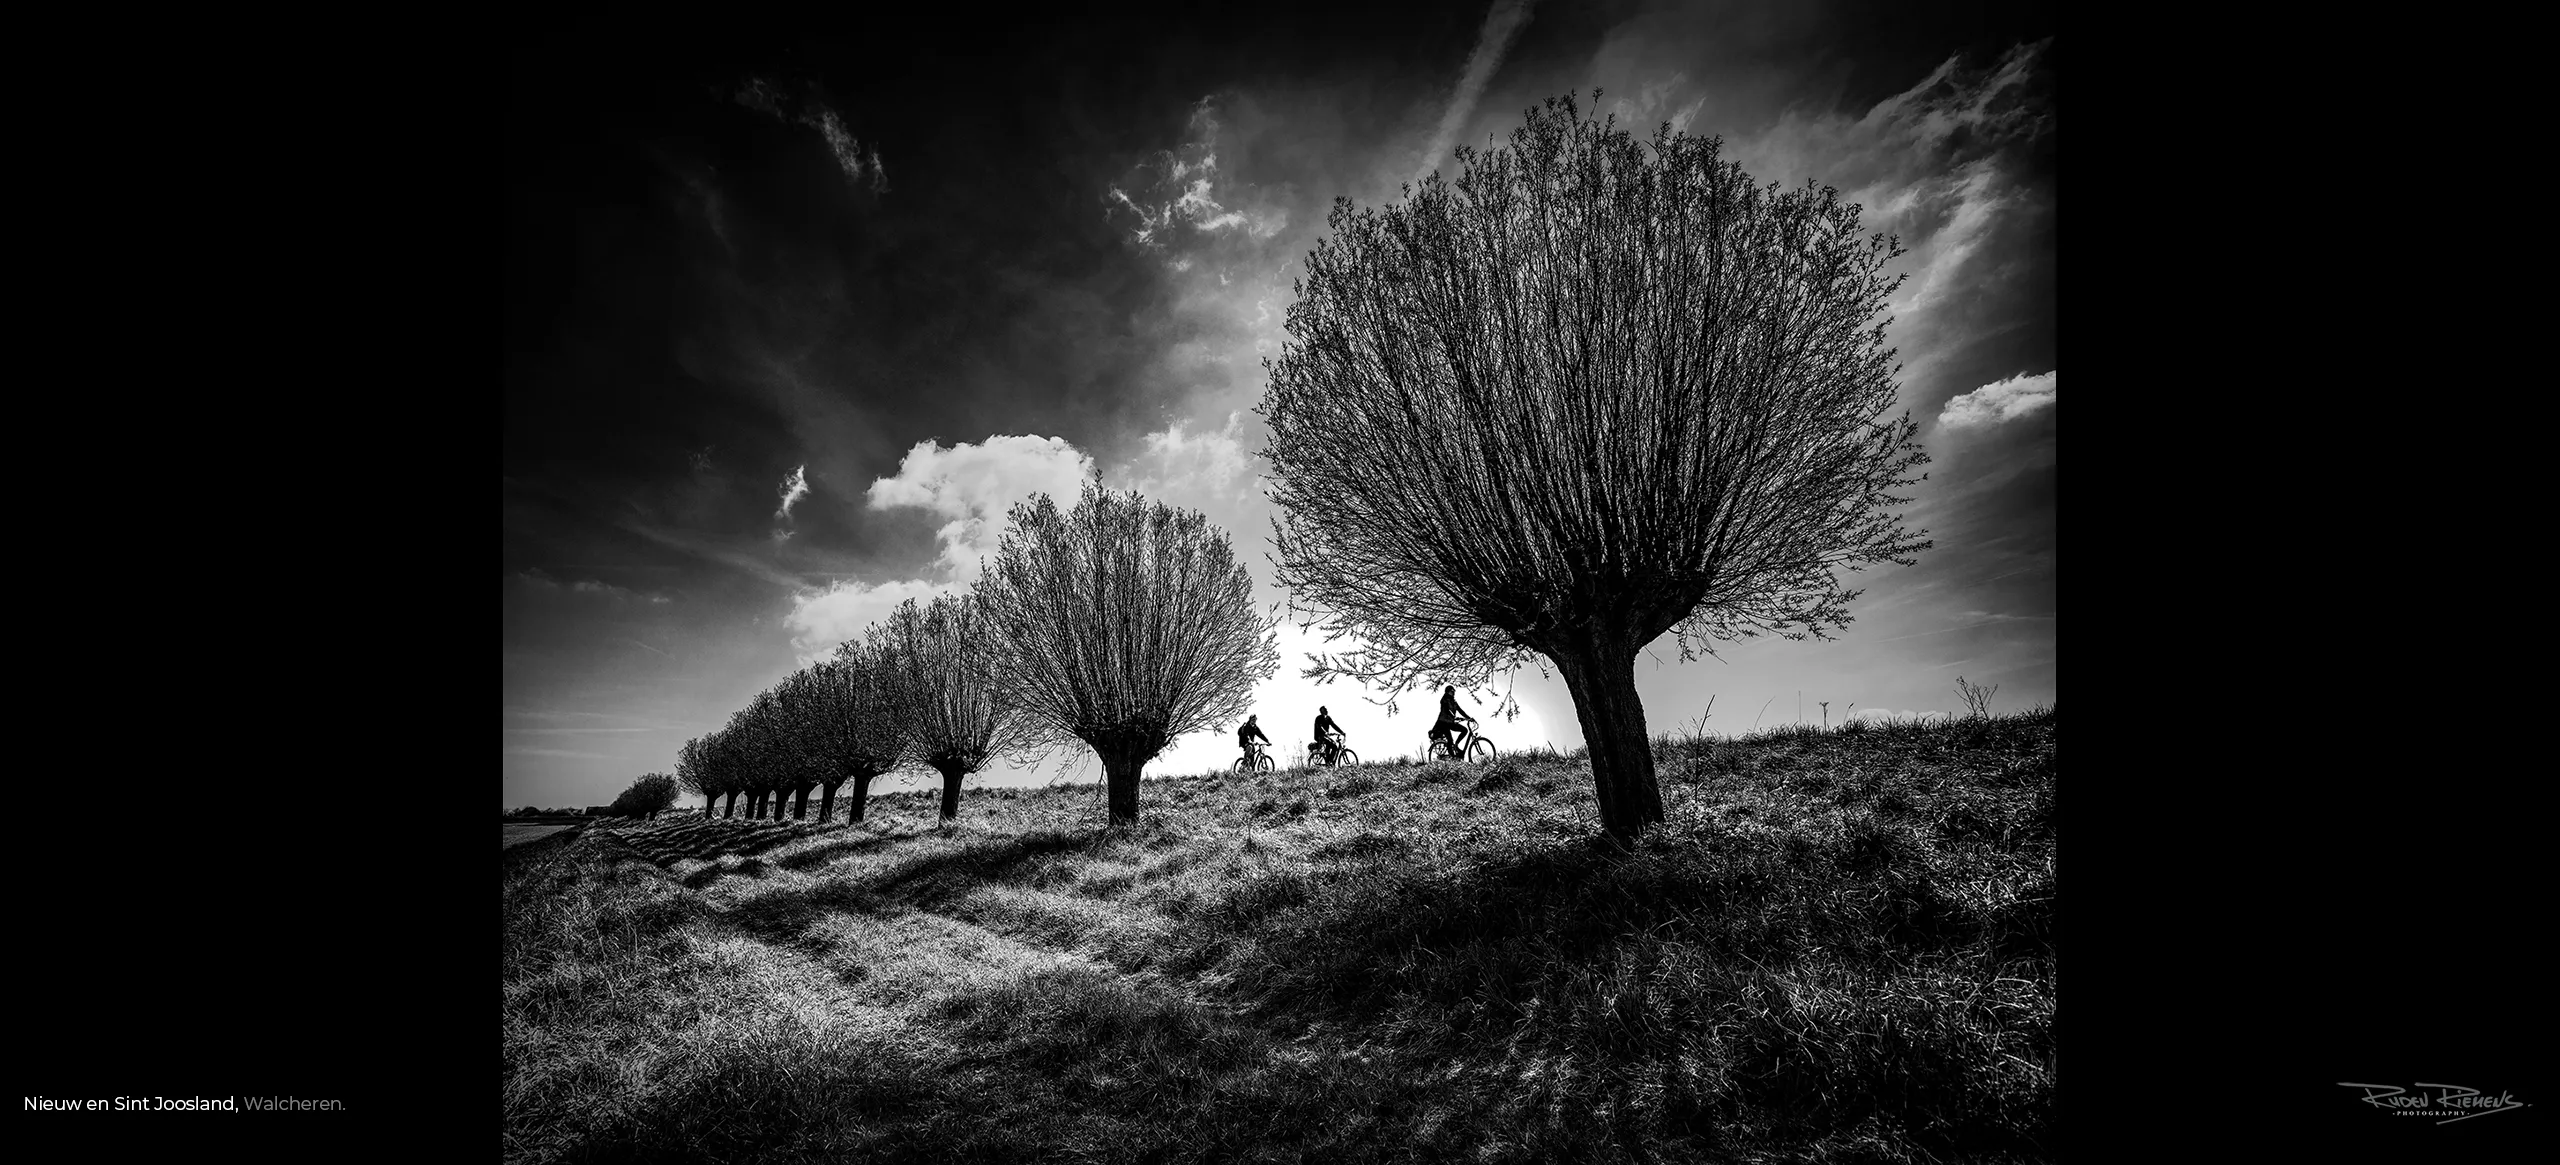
[{"left": 505, "top": 709, "right": 2056, "bottom": 1163}]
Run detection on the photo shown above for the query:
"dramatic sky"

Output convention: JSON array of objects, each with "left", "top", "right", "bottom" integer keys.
[{"left": 503, "top": 0, "right": 2057, "bottom": 810}]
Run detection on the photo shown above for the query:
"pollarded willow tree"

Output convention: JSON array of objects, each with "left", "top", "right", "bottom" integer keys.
[
  {"left": 786, "top": 639, "right": 909, "bottom": 822},
  {"left": 873, "top": 593, "right": 1039, "bottom": 821},
  {"left": 731, "top": 692, "right": 807, "bottom": 820},
  {"left": 676, "top": 736, "right": 720, "bottom": 818},
  {"left": 1259, "top": 93, "right": 1930, "bottom": 843},
  {"left": 976, "top": 478, "right": 1280, "bottom": 827}
]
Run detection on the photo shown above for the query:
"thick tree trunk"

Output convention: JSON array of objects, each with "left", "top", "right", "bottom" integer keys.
[
  {"left": 703, "top": 796, "right": 716, "bottom": 818},
  {"left": 1103, "top": 752, "right": 1144, "bottom": 827},
  {"left": 792, "top": 786, "right": 812, "bottom": 819},
  {"left": 818, "top": 780, "right": 842, "bottom": 822},
  {"left": 936, "top": 763, "right": 968, "bottom": 820},
  {"left": 846, "top": 772, "right": 874, "bottom": 822},
  {"left": 722, "top": 791, "right": 738, "bottom": 819},
  {"left": 1554, "top": 646, "right": 1666, "bottom": 844}
]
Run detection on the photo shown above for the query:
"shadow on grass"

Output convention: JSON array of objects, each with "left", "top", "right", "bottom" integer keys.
[{"left": 711, "top": 829, "right": 1127, "bottom": 949}]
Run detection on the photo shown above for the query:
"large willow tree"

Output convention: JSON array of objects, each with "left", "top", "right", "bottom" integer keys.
[
  {"left": 1259, "top": 94, "right": 1930, "bottom": 843},
  {"left": 874, "top": 594, "right": 1037, "bottom": 821},
  {"left": 976, "top": 478, "right": 1278, "bottom": 826}
]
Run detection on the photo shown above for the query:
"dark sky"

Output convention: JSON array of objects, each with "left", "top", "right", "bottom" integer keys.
[{"left": 504, "top": 0, "right": 2057, "bottom": 808}]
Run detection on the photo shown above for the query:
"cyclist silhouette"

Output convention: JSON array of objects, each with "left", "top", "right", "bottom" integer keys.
[
  {"left": 1428, "top": 685, "right": 1476, "bottom": 756},
  {"left": 1313, "top": 706, "right": 1346, "bottom": 764},
  {"left": 1238, "top": 715, "right": 1271, "bottom": 764}
]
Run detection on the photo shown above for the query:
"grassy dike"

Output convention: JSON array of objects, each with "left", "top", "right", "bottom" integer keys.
[{"left": 505, "top": 708, "right": 2055, "bottom": 1163}]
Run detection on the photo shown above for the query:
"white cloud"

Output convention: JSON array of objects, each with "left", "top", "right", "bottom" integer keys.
[
  {"left": 1115, "top": 413, "right": 1256, "bottom": 505},
  {"left": 866, "top": 434, "right": 1097, "bottom": 582},
  {"left": 775, "top": 464, "right": 810, "bottom": 521},
  {"left": 781, "top": 575, "right": 955, "bottom": 664},
  {"left": 1107, "top": 99, "right": 1286, "bottom": 251},
  {"left": 730, "top": 75, "right": 886, "bottom": 196},
  {"left": 1938, "top": 371, "right": 2056, "bottom": 430},
  {"left": 801, "top": 105, "right": 888, "bottom": 195},
  {"left": 1886, "top": 159, "right": 2011, "bottom": 318},
  {"left": 1721, "top": 40, "right": 2051, "bottom": 333}
]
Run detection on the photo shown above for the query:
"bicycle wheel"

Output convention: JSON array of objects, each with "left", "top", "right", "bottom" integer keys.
[
  {"left": 1467, "top": 738, "right": 1497, "bottom": 763},
  {"left": 1257, "top": 754, "right": 1275, "bottom": 774},
  {"left": 1426, "top": 739, "right": 1455, "bottom": 762},
  {"left": 1336, "top": 749, "right": 1359, "bottom": 767},
  {"left": 1233, "top": 756, "right": 1252, "bottom": 774}
]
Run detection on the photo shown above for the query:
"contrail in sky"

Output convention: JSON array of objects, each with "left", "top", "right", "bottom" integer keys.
[{"left": 1414, "top": 0, "right": 1539, "bottom": 188}]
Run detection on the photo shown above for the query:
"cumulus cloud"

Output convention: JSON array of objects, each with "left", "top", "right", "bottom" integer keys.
[
  {"left": 1115, "top": 413, "right": 1256, "bottom": 504},
  {"left": 866, "top": 434, "right": 1097, "bottom": 581},
  {"left": 781, "top": 575, "right": 955, "bottom": 663},
  {"left": 1938, "top": 371, "right": 2055, "bottom": 430}
]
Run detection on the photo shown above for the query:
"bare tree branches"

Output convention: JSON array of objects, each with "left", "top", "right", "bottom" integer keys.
[
  {"left": 871, "top": 593, "right": 1040, "bottom": 818},
  {"left": 1260, "top": 93, "right": 1928, "bottom": 693},
  {"left": 976, "top": 478, "right": 1280, "bottom": 824},
  {"left": 1256, "top": 92, "right": 1930, "bottom": 842}
]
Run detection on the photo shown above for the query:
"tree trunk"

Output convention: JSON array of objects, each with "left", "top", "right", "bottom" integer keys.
[
  {"left": 1103, "top": 751, "right": 1144, "bottom": 827},
  {"left": 1554, "top": 646, "right": 1666, "bottom": 844},
  {"left": 792, "top": 786, "right": 812, "bottom": 819},
  {"left": 936, "top": 763, "right": 968, "bottom": 820},
  {"left": 703, "top": 795, "right": 716, "bottom": 818},
  {"left": 847, "top": 772, "right": 874, "bottom": 822},
  {"left": 722, "top": 791, "right": 738, "bottom": 819},
  {"left": 819, "top": 780, "right": 841, "bottom": 822}
]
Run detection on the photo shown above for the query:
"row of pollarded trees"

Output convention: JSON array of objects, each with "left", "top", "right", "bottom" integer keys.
[
  {"left": 673, "top": 478, "right": 1281, "bottom": 828},
  {"left": 674, "top": 91, "right": 1936, "bottom": 847}
]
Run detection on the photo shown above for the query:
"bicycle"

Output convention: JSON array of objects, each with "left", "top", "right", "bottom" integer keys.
[
  {"left": 1309, "top": 736, "right": 1359, "bottom": 769},
  {"left": 1233, "top": 741, "right": 1275, "bottom": 775},
  {"left": 1425, "top": 722, "right": 1497, "bottom": 763}
]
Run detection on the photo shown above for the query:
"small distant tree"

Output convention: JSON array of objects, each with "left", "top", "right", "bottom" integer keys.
[
  {"left": 874, "top": 594, "right": 1039, "bottom": 821},
  {"left": 609, "top": 772, "right": 680, "bottom": 818},
  {"left": 976, "top": 478, "right": 1279, "bottom": 826},
  {"left": 1258, "top": 93, "right": 1929, "bottom": 843}
]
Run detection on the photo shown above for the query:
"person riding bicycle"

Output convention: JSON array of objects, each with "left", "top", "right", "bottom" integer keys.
[
  {"left": 1238, "top": 715, "right": 1272, "bottom": 765},
  {"left": 1428, "top": 685, "right": 1477, "bottom": 756},
  {"left": 1312, "top": 706, "right": 1346, "bottom": 764}
]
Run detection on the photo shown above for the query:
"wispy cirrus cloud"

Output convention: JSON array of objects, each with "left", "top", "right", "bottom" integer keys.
[
  {"left": 513, "top": 568, "right": 674, "bottom": 604},
  {"left": 1106, "top": 99, "right": 1288, "bottom": 252},
  {"left": 1414, "top": 0, "right": 1541, "bottom": 186},
  {"left": 731, "top": 75, "right": 887, "bottom": 195},
  {"left": 773, "top": 464, "right": 811, "bottom": 541}
]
